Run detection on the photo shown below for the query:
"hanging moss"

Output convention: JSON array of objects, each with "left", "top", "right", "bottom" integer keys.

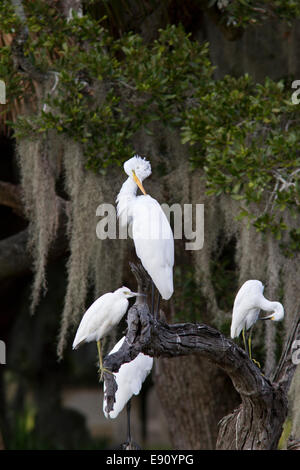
[
  {"left": 56, "top": 140, "right": 128, "bottom": 358},
  {"left": 17, "top": 136, "right": 60, "bottom": 311}
]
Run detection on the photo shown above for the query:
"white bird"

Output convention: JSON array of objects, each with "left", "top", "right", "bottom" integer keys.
[
  {"left": 103, "top": 336, "right": 153, "bottom": 419},
  {"left": 72, "top": 287, "right": 142, "bottom": 379},
  {"left": 116, "top": 155, "right": 174, "bottom": 312},
  {"left": 103, "top": 336, "right": 153, "bottom": 447},
  {"left": 230, "top": 280, "right": 284, "bottom": 359}
]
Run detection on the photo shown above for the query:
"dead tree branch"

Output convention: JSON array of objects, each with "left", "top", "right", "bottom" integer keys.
[
  {"left": 0, "top": 195, "right": 69, "bottom": 282},
  {"left": 0, "top": 182, "right": 23, "bottom": 216},
  {"left": 0, "top": 229, "right": 30, "bottom": 281},
  {"left": 103, "top": 263, "right": 296, "bottom": 450},
  {"left": 272, "top": 312, "right": 300, "bottom": 392},
  {"left": 10, "top": 0, "right": 49, "bottom": 82}
]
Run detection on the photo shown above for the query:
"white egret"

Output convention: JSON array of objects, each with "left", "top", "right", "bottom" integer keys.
[
  {"left": 230, "top": 280, "right": 284, "bottom": 360},
  {"left": 103, "top": 336, "right": 153, "bottom": 447},
  {"left": 72, "top": 287, "right": 143, "bottom": 380},
  {"left": 116, "top": 155, "right": 174, "bottom": 316}
]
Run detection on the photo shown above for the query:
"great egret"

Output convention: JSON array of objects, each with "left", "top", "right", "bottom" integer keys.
[
  {"left": 230, "top": 280, "right": 284, "bottom": 360},
  {"left": 116, "top": 155, "right": 174, "bottom": 316},
  {"left": 103, "top": 336, "right": 153, "bottom": 447},
  {"left": 72, "top": 287, "right": 143, "bottom": 380}
]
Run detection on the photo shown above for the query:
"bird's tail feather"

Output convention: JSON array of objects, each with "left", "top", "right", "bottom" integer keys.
[{"left": 230, "top": 323, "right": 242, "bottom": 339}]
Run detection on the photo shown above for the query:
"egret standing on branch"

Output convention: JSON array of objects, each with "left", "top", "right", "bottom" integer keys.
[
  {"left": 230, "top": 279, "right": 284, "bottom": 361},
  {"left": 72, "top": 287, "right": 143, "bottom": 380},
  {"left": 116, "top": 155, "right": 174, "bottom": 317}
]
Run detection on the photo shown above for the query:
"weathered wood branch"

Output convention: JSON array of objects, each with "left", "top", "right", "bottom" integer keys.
[
  {"left": 0, "top": 181, "right": 23, "bottom": 216},
  {"left": 10, "top": 0, "right": 49, "bottom": 82},
  {"left": 0, "top": 229, "right": 30, "bottom": 281},
  {"left": 272, "top": 312, "right": 300, "bottom": 392},
  {"left": 287, "top": 437, "right": 300, "bottom": 450},
  {"left": 103, "top": 263, "right": 295, "bottom": 450},
  {"left": 0, "top": 195, "right": 69, "bottom": 282}
]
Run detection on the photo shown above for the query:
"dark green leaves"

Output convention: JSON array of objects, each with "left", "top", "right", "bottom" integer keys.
[{"left": 1, "top": 1, "right": 299, "bottom": 250}]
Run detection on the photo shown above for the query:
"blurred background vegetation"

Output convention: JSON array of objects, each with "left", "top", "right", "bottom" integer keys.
[{"left": 0, "top": 0, "right": 300, "bottom": 449}]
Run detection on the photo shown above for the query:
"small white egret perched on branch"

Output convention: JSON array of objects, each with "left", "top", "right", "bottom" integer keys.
[
  {"left": 72, "top": 287, "right": 143, "bottom": 380},
  {"left": 116, "top": 155, "right": 174, "bottom": 317},
  {"left": 230, "top": 280, "right": 284, "bottom": 361},
  {"left": 103, "top": 336, "right": 153, "bottom": 447}
]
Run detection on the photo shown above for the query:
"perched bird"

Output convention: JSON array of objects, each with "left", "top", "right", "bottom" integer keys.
[
  {"left": 72, "top": 287, "right": 142, "bottom": 380},
  {"left": 230, "top": 279, "right": 284, "bottom": 359},
  {"left": 103, "top": 336, "right": 153, "bottom": 447},
  {"left": 116, "top": 155, "right": 174, "bottom": 316}
]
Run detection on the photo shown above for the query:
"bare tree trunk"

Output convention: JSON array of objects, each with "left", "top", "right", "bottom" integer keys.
[{"left": 155, "top": 355, "right": 239, "bottom": 449}]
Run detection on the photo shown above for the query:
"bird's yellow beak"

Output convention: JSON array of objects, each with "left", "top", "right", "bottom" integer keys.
[
  {"left": 261, "top": 312, "right": 275, "bottom": 320},
  {"left": 132, "top": 170, "right": 147, "bottom": 195}
]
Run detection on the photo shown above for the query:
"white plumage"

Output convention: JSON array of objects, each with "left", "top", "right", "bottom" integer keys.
[
  {"left": 72, "top": 287, "right": 140, "bottom": 350},
  {"left": 230, "top": 279, "right": 284, "bottom": 339},
  {"left": 116, "top": 155, "right": 174, "bottom": 300},
  {"left": 103, "top": 336, "right": 153, "bottom": 419}
]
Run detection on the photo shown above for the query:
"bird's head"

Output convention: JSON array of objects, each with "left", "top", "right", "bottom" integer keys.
[
  {"left": 115, "top": 286, "right": 144, "bottom": 299},
  {"left": 123, "top": 155, "right": 151, "bottom": 195},
  {"left": 262, "top": 302, "right": 285, "bottom": 321}
]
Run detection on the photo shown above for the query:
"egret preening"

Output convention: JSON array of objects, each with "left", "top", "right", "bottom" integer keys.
[
  {"left": 103, "top": 336, "right": 153, "bottom": 447},
  {"left": 230, "top": 280, "right": 284, "bottom": 361},
  {"left": 72, "top": 287, "right": 142, "bottom": 380},
  {"left": 116, "top": 155, "right": 174, "bottom": 317}
]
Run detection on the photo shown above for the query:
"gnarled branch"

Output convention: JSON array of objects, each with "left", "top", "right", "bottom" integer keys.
[
  {"left": 10, "top": 0, "right": 49, "bottom": 82},
  {"left": 272, "top": 312, "right": 300, "bottom": 392},
  {"left": 0, "top": 182, "right": 23, "bottom": 215},
  {"left": 103, "top": 263, "right": 295, "bottom": 450},
  {"left": 0, "top": 195, "right": 69, "bottom": 282}
]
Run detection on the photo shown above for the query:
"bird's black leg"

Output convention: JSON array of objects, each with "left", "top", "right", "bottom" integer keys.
[
  {"left": 151, "top": 280, "right": 155, "bottom": 318},
  {"left": 155, "top": 292, "right": 161, "bottom": 321},
  {"left": 242, "top": 328, "right": 249, "bottom": 355},
  {"left": 126, "top": 400, "right": 132, "bottom": 444},
  {"left": 150, "top": 280, "right": 160, "bottom": 322}
]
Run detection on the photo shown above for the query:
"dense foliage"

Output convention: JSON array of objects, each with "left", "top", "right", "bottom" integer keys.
[{"left": 0, "top": 0, "right": 299, "bottom": 249}]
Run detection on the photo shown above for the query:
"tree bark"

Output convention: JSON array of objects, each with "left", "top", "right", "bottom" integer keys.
[
  {"left": 155, "top": 354, "right": 239, "bottom": 449},
  {"left": 0, "top": 229, "right": 30, "bottom": 281},
  {"left": 0, "top": 185, "right": 69, "bottom": 282},
  {"left": 0, "top": 182, "right": 23, "bottom": 216}
]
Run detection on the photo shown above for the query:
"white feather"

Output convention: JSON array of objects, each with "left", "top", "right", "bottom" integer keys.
[
  {"left": 72, "top": 287, "right": 136, "bottom": 349},
  {"left": 230, "top": 280, "right": 284, "bottom": 338},
  {"left": 116, "top": 155, "right": 174, "bottom": 300},
  {"left": 103, "top": 337, "right": 153, "bottom": 419},
  {"left": 131, "top": 195, "right": 174, "bottom": 300}
]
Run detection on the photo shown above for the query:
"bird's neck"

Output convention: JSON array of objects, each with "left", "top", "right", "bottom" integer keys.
[
  {"left": 258, "top": 296, "right": 277, "bottom": 312},
  {"left": 116, "top": 177, "right": 138, "bottom": 225}
]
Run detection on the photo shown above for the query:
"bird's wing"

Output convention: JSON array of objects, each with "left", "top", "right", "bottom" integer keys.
[
  {"left": 230, "top": 280, "right": 264, "bottom": 338},
  {"left": 131, "top": 195, "right": 174, "bottom": 299},
  {"left": 233, "top": 280, "right": 263, "bottom": 311},
  {"left": 128, "top": 353, "right": 153, "bottom": 395},
  {"left": 103, "top": 337, "right": 153, "bottom": 419},
  {"left": 72, "top": 292, "right": 115, "bottom": 348}
]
